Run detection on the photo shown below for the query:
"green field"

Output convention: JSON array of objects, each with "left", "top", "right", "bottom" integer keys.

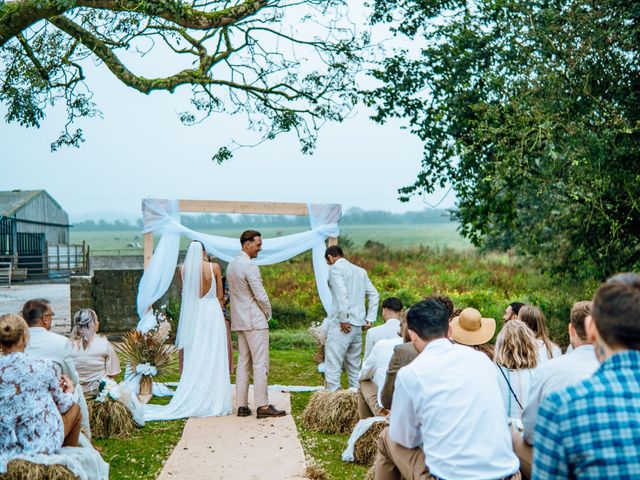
[{"left": 71, "top": 223, "right": 469, "bottom": 255}]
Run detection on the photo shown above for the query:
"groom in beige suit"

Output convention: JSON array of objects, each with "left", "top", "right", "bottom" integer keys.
[{"left": 226, "top": 230, "right": 286, "bottom": 419}]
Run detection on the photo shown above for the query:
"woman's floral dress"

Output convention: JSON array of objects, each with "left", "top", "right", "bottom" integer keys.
[{"left": 0, "top": 352, "right": 74, "bottom": 470}]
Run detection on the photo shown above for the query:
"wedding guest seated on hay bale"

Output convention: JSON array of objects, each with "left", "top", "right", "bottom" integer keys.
[
  {"left": 0, "top": 314, "right": 82, "bottom": 469},
  {"left": 70, "top": 309, "right": 121, "bottom": 399},
  {"left": 363, "top": 297, "right": 403, "bottom": 361},
  {"left": 373, "top": 298, "right": 520, "bottom": 480}
]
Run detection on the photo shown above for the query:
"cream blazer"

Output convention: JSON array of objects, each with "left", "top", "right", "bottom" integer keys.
[
  {"left": 226, "top": 251, "right": 272, "bottom": 331},
  {"left": 327, "top": 258, "right": 379, "bottom": 327},
  {"left": 26, "top": 327, "right": 79, "bottom": 384}
]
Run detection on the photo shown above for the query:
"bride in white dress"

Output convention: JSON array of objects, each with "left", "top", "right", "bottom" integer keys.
[{"left": 145, "top": 241, "right": 232, "bottom": 420}]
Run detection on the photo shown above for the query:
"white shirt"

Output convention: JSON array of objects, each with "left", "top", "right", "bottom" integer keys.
[
  {"left": 522, "top": 344, "right": 599, "bottom": 444},
  {"left": 359, "top": 336, "right": 403, "bottom": 406},
  {"left": 535, "top": 338, "right": 562, "bottom": 365},
  {"left": 390, "top": 339, "right": 519, "bottom": 480},
  {"left": 327, "top": 258, "right": 379, "bottom": 327},
  {"left": 496, "top": 366, "right": 536, "bottom": 421},
  {"left": 363, "top": 318, "right": 401, "bottom": 360}
]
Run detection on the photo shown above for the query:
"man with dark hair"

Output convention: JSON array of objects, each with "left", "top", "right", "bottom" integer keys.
[
  {"left": 374, "top": 299, "right": 519, "bottom": 479},
  {"left": 227, "top": 230, "right": 285, "bottom": 418},
  {"left": 324, "top": 245, "right": 379, "bottom": 391},
  {"left": 23, "top": 298, "right": 91, "bottom": 437},
  {"left": 514, "top": 301, "right": 598, "bottom": 479},
  {"left": 534, "top": 273, "right": 640, "bottom": 478},
  {"left": 364, "top": 297, "right": 403, "bottom": 360},
  {"left": 504, "top": 301, "right": 524, "bottom": 322}
]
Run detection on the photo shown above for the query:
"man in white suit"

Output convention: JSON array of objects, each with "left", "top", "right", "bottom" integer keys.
[
  {"left": 324, "top": 245, "right": 379, "bottom": 391},
  {"left": 227, "top": 230, "right": 286, "bottom": 419},
  {"left": 22, "top": 298, "right": 91, "bottom": 438}
]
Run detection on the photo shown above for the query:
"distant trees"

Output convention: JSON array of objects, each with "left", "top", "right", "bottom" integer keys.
[
  {"left": 366, "top": 0, "right": 640, "bottom": 278},
  {"left": 72, "top": 208, "right": 453, "bottom": 230}
]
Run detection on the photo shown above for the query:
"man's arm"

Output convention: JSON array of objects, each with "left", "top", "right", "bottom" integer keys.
[
  {"left": 358, "top": 343, "right": 378, "bottom": 381},
  {"left": 380, "top": 346, "right": 403, "bottom": 410},
  {"left": 388, "top": 370, "right": 421, "bottom": 448},
  {"left": 329, "top": 265, "right": 349, "bottom": 325},
  {"left": 246, "top": 265, "right": 272, "bottom": 319},
  {"left": 63, "top": 339, "right": 79, "bottom": 384},
  {"left": 364, "top": 276, "right": 379, "bottom": 325},
  {"left": 532, "top": 394, "right": 570, "bottom": 480},
  {"left": 363, "top": 329, "right": 374, "bottom": 361}
]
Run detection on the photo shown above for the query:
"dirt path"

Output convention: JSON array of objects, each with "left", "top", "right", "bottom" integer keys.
[{"left": 157, "top": 389, "right": 306, "bottom": 480}]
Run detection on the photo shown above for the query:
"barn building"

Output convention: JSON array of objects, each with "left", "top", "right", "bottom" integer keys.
[{"left": 0, "top": 190, "right": 72, "bottom": 275}]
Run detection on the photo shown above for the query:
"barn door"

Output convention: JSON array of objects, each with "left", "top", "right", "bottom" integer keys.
[{"left": 17, "top": 233, "right": 45, "bottom": 274}]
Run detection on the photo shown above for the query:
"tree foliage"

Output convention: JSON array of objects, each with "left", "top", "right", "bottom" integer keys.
[
  {"left": 366, "top": 0, "right": 640, "bottom": 279},
  {"left": 0, "top": 0, "right": 365, "bottom": 155}
]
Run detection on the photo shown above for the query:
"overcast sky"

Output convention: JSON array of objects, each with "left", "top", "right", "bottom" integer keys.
[{"left": 0, "top": 2, "right": 456, "bottom": 222}]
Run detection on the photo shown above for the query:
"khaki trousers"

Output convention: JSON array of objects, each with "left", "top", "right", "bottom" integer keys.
[
  {"left": 511, "top": 431, "right": 533, "bottom": 480},
  {"left": 236, "top": 328, "right": 269, "bottom": 408},
  {"left": 61, "top": 403, "right": 81, "bottom": 447},
  {"left": 358, "top": 379, "right": 384, "bottom": 419},
  {"left": 374, "top": 427, "right": 522, "bottom": 480}
]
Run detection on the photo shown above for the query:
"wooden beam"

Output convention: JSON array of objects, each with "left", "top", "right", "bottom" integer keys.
[
  {"left": 179, "top": 200, "right": 308, "bottom": 216},
  {"left": 143, "top": 232, "right": 153, "bottom": 269},
  {"left": 327, "top": 237, "right": 339, "bottom": 247}
]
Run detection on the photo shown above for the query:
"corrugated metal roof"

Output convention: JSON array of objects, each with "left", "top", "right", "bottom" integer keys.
[{"left": 0, "top": 190, "right": 45, "bottom": 217}]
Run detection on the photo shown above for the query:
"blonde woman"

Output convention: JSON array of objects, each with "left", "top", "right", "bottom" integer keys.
[
  {"left": 494, "top": 320, "right": 539, "bottom": 430},
  {"left": 0, "top": 313, "right": 81, "bottom": 469},
  {"left": 71, "top": 308, "right": 121, "bottom": 398},
  {"left": 518, "top": 305, "right": 562, "bottom": 364}
]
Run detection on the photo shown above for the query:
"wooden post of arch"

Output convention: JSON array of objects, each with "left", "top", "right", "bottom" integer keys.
[{"left": 143, "top": 200, "right": 339, "bottom": 269}]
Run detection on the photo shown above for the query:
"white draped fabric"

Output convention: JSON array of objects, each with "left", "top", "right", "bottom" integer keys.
[{"left": 136, "top": 199, "right": 341, "bottom": 332}]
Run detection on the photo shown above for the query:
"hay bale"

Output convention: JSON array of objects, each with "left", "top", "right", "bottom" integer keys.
[
  {"left": 301, "top": 390, "right": 358, "bottom": 434},
  {"left": 305, "top": 463, "right": 332, "bottom": 480},
  {"left": 354, "top": 421, "right": 387, "bottom": 466},
  {"left": 88, "top": 399, "right": 136, "bottom": 439},
  {"left": 3, "top": 460, "right": 75, "bottom": 480},
  {"left": 364, "top": 464, "right": 376, "bottom": 480}
]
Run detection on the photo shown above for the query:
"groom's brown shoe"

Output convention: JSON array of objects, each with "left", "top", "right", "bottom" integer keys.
[
  {"left": 237, "top": 406, "right": 252, "bottom": 417},
  {"left": 256, "top": 405, "right": 286, "bottom": 419}
]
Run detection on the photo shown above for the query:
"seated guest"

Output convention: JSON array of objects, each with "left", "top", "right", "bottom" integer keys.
[
  {"left": 379, "top": 313, "right": 417, "bottom": 410},
  {"left": 504, "top": 301, "right": 524, "bottom": 322},
  {"left": 513, "top": 301, "right": 598, "bottom": 479},
  {"left": 0, "top": 313, "right": 81, "bottom": 469},
  {"left": 358, "top": 330, "right": 403, "bottom": 419},
  {"left": 364, "top": 297, "right": 403, "bottom": 361},
  {"left": 22, "top": 298, "right": 91, "bottom": 438},
  {"left": 518, "top": 305, "right": 561, "bottom": 364},
  {"left": 534, "top": 273, "right": 640, "bottom": 478},
  {"left": 374, "top": 299, "right": 519, "bottom": 480},
  {"left": 70, "top": 309, "right": 121, "bottom": 398},
  {"left": 494, "top": 320, "right": 538, "bottom": 430},
  {"left": 450, "top": 307, "right": 496, "bottom": 360}
]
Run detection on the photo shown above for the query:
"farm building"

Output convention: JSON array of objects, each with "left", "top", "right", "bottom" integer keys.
[{"left": 0, "top": 190, "right": 85, "bottom": 277}]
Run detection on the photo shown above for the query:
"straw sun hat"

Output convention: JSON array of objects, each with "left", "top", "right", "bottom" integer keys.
[{"left": 450, "top": 308, "right": 496, "bottom": 346}]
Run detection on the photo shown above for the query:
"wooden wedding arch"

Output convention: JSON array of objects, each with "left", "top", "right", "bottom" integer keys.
[{"left": 143, "top": 200, "right": 339, "bottom": 269}]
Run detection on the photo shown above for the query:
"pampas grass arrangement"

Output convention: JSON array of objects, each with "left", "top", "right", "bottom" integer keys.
[
  {"left": 354, "top": 421, "right": 387, "bottom": 466},
  {"left": 88, "top": 399, "right": 136, "bottom": 439},
  {"left": 301, "top": 390, "right": 358, "bottom": 434},
  {"left": 3, "top": 460, "right": 75, "bottom": 480}
]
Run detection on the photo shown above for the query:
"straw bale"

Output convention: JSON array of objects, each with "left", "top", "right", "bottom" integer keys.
[
  {"left": 88, "top": 399, "right": 136, "bottom": 439},
  {"left": 3, "top": 460, "right": 75, "bottom": 480},
  {"left": 301, "top": 390, "right": 359, "bottom": 434},
  {"left": 353, "top": 421, "right": 386, "bottom": 466},
  {"left": 305, "top": 463, "right": 331, "bottom": 480}
]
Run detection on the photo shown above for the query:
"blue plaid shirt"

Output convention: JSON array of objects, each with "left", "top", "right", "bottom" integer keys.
[{"left": 533, "top": 349, "right": 640, "bottom": 479}]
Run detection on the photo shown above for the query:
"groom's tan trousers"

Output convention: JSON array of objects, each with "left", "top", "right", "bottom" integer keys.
[{"left": 236, "top": 328, "right": 270, "bottom": 408}]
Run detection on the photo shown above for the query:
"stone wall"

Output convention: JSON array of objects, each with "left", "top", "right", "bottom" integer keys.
[{"left": 70, "top": 269, "right": 180, "bottom": 333}]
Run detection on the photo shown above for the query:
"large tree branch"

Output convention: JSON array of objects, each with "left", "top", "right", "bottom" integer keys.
[{"left": 1, "top": 0, "right": 267, "bottom": 47}]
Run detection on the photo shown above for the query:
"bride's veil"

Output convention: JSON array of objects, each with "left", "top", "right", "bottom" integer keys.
[{"left": 175, "top": 241, "right": 203, "bottom": 350}]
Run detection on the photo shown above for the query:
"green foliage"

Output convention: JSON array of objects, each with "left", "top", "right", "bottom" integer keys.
[{"left": 366, "top": 0, "right": 640, "bottom": 279}]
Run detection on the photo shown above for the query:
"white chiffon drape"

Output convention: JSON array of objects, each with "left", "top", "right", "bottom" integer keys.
[{"left": 136, "top": 199, "right": 341, "bottom": 332}]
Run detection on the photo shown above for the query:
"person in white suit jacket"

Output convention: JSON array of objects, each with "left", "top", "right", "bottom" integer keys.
[
  {"left": 22, "top": 298, "right": 91, "bottom": 438},
  {"left": 324, "top": 245, "right": 379, "bottom": 391}
]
